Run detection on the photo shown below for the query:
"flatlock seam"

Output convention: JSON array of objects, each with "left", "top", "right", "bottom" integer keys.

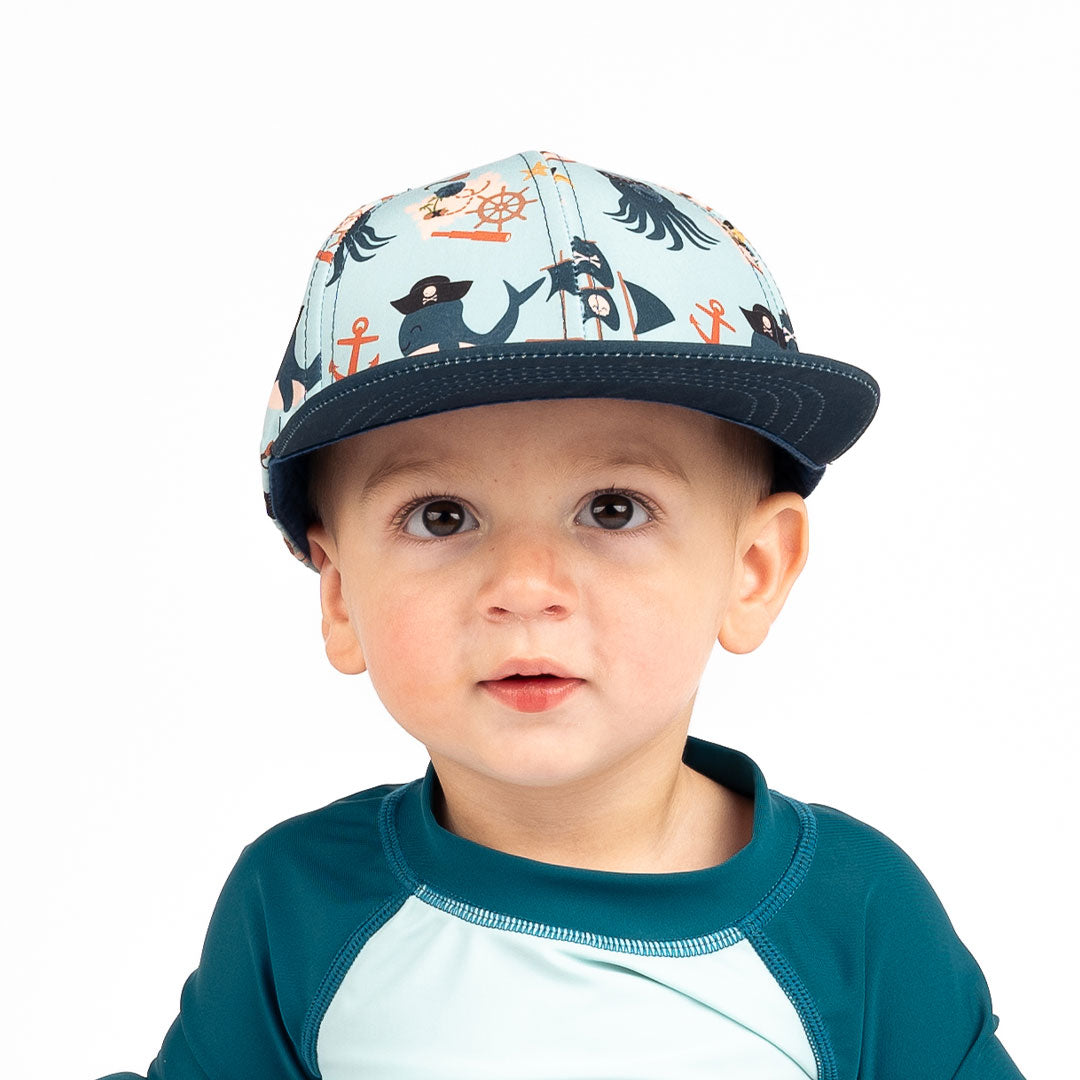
[
  {"left": 748, "top": 930, "right": 838, "bottom": 1080},
  {"left": 737, "top": 792, "right": 818, "bottom": 936},
  {"left": 299, "top": 890, "right": 410, "bottom": 1078},
  {"left": 411, "top": 882, "right": 746, "bottom": 958}
]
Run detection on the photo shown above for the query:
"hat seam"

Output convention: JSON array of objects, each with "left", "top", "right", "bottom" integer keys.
[
  {"left": 519, "top": 150, "right": 576, "bottom": 342},
  {"left": 543, "top": 151, "right": 587, "bottom": 340}
]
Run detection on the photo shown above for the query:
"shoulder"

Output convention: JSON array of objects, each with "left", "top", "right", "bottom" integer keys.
[
  {"left": 788, "top": 798, "right": 960, "bottom": 950},
  {"left": 804, "top": 801, "right": 932, "bottom": 889},
  {"left": 222, "top": 780, "right": 413, "bottom": 913}
]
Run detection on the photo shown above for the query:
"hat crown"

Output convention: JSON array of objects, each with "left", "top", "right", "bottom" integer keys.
[{"left": 260, "top": 150, "right": 877, "bottom": 565}]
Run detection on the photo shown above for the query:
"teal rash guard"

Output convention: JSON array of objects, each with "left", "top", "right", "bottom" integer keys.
[{"left": 100, "top": 737, "right": 1023, "bottom": 1079}]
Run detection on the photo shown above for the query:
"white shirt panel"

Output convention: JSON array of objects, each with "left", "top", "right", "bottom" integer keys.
[{"left": 318, "top": 894, "right": 816, "bottom": 1079}]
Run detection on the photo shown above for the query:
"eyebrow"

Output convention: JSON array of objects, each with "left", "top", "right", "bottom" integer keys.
[
  {"left": 356, "top": 458, "right": 480, "bottom": 505},
  {"left": 356, "top": 448, "right": 691, "bottom": 504},
  {"left": 572, "top": 450, "right": 692, "bottom": 488}
]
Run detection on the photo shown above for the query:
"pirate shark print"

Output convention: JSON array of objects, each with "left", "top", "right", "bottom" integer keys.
[
  {"left": 600, "top": 171, "right": 719, "bottom": 252},
  {"left": 544, "top": 235, "right": 675, "bottom": 337},
  {"left": 391, "top": 274, "right": 544, "bottom": 356},
  {"left": 741, "top": 303, "right": 798, "bottom": 351}
]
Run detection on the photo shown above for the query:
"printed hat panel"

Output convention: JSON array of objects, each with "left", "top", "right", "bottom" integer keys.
[{"left": 259, "top": 150, "right": 878, "bottom": 565}]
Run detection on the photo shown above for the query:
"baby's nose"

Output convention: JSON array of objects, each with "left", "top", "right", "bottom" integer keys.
[{"left": 476, "top": 533, "right": 579, "bottom": 622}]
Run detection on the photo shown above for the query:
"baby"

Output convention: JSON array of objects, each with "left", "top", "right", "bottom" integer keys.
[{"left": 100, "top": 150, "right": 1023, "bottom": 1079}]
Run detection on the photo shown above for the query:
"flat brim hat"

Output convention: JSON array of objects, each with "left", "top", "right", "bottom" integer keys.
[{"left": 262, "top": 149, "right": 879, "bottom": 567}]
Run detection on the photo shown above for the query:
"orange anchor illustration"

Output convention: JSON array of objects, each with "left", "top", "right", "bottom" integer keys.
[
  {"left": 689, "top": 299, "right": 736, "bottom": 344},
  {"left": 329, "top": 316, "right": 380, "bottom": 380}
]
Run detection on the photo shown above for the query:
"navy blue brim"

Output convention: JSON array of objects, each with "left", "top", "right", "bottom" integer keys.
[{"left": 266, "top": 341, "right": 879, "bottom": 560}]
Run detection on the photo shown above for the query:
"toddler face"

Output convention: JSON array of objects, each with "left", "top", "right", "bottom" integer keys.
[{"left": 309, "top": 398, "right": 764, "bottom": 792}]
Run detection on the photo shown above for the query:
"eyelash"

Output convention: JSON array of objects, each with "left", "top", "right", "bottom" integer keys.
[{"left": 390, "top": 488, "right": 662, "bottom": 540}]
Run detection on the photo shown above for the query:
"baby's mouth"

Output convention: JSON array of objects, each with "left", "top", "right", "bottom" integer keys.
[
  {"left": 479, "top": 673, "right": 585, "bottom": 713},
  {"left": 482, "top": 659, "right": 580, "bottom": 682}
]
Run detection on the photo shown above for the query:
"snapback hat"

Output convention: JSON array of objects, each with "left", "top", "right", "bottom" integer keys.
[{"left": 262, "top": 149, "right": 879, "bottom": 568}]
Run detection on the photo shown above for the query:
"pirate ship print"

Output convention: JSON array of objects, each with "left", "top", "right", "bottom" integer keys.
[
  {"left": 741, "top": 303, "right": 798, "bottom": 352},
  {"left": 542, "top": 235, "right": 675, "bottom": 339}
]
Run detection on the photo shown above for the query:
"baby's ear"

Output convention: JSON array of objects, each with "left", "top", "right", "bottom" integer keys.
[
  {"left": 718, "top": 492, "right": 809, "bottom": 654},
  {"left": 307, "top": 525, "right": 367, "bottom": 675}
]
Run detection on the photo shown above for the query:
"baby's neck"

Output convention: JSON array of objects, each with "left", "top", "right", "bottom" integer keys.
[{"left": 431, "top": 754, "right": 753, "bottom": 875}]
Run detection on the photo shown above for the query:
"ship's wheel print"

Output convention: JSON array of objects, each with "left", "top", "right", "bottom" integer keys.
[
  {"left": 432, "top": 182, "right": 537, "bottom": 244},
  {"left": 476, "top": 185, "right": 532, "bottom": 227}
]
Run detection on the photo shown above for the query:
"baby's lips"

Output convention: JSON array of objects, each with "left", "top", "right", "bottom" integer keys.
[{"left": 482, "top": 658, "right": 581, "bottom": 681}]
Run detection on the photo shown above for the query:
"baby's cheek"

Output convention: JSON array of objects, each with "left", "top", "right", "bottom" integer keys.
[
  {"left": 362, "top": 589, "right": 459, "bottom": 698},
  {"left": 622, "top": 589, "right": 715, "bottom": 689}
]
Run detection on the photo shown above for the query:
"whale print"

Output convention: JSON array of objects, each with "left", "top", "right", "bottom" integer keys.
[{"left": 390, "top": 274, "right": 544, "bottom": 356}]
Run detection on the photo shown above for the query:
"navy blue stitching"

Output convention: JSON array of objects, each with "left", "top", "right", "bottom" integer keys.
[
  {"left": 309, "top": 230, "right": 337, "bottom": 398},
  {"left": 747, "top": 931, "right": 838, "bottom": 1080},
  {"left": 547, "top": 155, "right": 586, "bottom": 339},
  {"left": 548, "top": 152, "right": 587, "bottom": 339},
  {"left": 517, "top": 151, "right": 566, "bottom": 340},
  {"left": 327, "top": 249, "right": 345, "bottom": 394},
  {"left": 553, "top": 151, "right": 587, "bottom": 243},
  {"left": 299, "top": 890, "right": 410, "bottom": 1076}
]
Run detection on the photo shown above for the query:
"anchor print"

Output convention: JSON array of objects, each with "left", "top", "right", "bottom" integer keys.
[{"left": 329, "top": 316, "right": 380, "bottom": 380}]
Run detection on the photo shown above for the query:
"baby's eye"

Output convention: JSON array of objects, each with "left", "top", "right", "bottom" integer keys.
[
  {"left": 576, "top": 491, "right": 653, "bottom": 531},
  {"left": 402, "top": 498, "right": 478, "bottom": 538}
]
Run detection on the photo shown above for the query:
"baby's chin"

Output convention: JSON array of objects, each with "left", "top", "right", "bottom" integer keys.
[{"left": 439, "top": 731, "right": 650, "bottom": 793}]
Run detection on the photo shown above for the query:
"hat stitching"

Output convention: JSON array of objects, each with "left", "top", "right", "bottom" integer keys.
[
  {"left": 389, "top": 381, "right": 787, "bottom": 440},
  {"left": 517, "top": 151, "right": 574, "bottom": 341},
  {"left": 274, "top": 349, "right": 858, "bottom": 457},
  {"left": 742, "top": 232, "right": 787, "bottom": 334},
  {"left": 300, "top": 245, "right": 329, "bottom": 404},
  {"left": 274, "top": 348, "right": 864, "bottom": 448},
  {"left": 541, "top": 152, "right": 588, "bottom": 340},
  {"left": 312, "top": 367, "right": 820, "bottom": 446},
  {"left": 357, "top": 372, "right": 805, "bottom": 441},
  {"left": 551, "top": 151, "right": 587, "bottom": 240}
]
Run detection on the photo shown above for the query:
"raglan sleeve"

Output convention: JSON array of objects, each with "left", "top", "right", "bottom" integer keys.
[
  {"left": 851, "top": 816, "right": 1026, "bottom": 1080},
  {"left": 95, "top": 838, "right": 315, "bottom": 1080}
]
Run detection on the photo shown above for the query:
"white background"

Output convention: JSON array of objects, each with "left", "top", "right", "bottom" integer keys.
[{"left": 3, "top": 2, "right": 1076, "bottom": 1076}]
